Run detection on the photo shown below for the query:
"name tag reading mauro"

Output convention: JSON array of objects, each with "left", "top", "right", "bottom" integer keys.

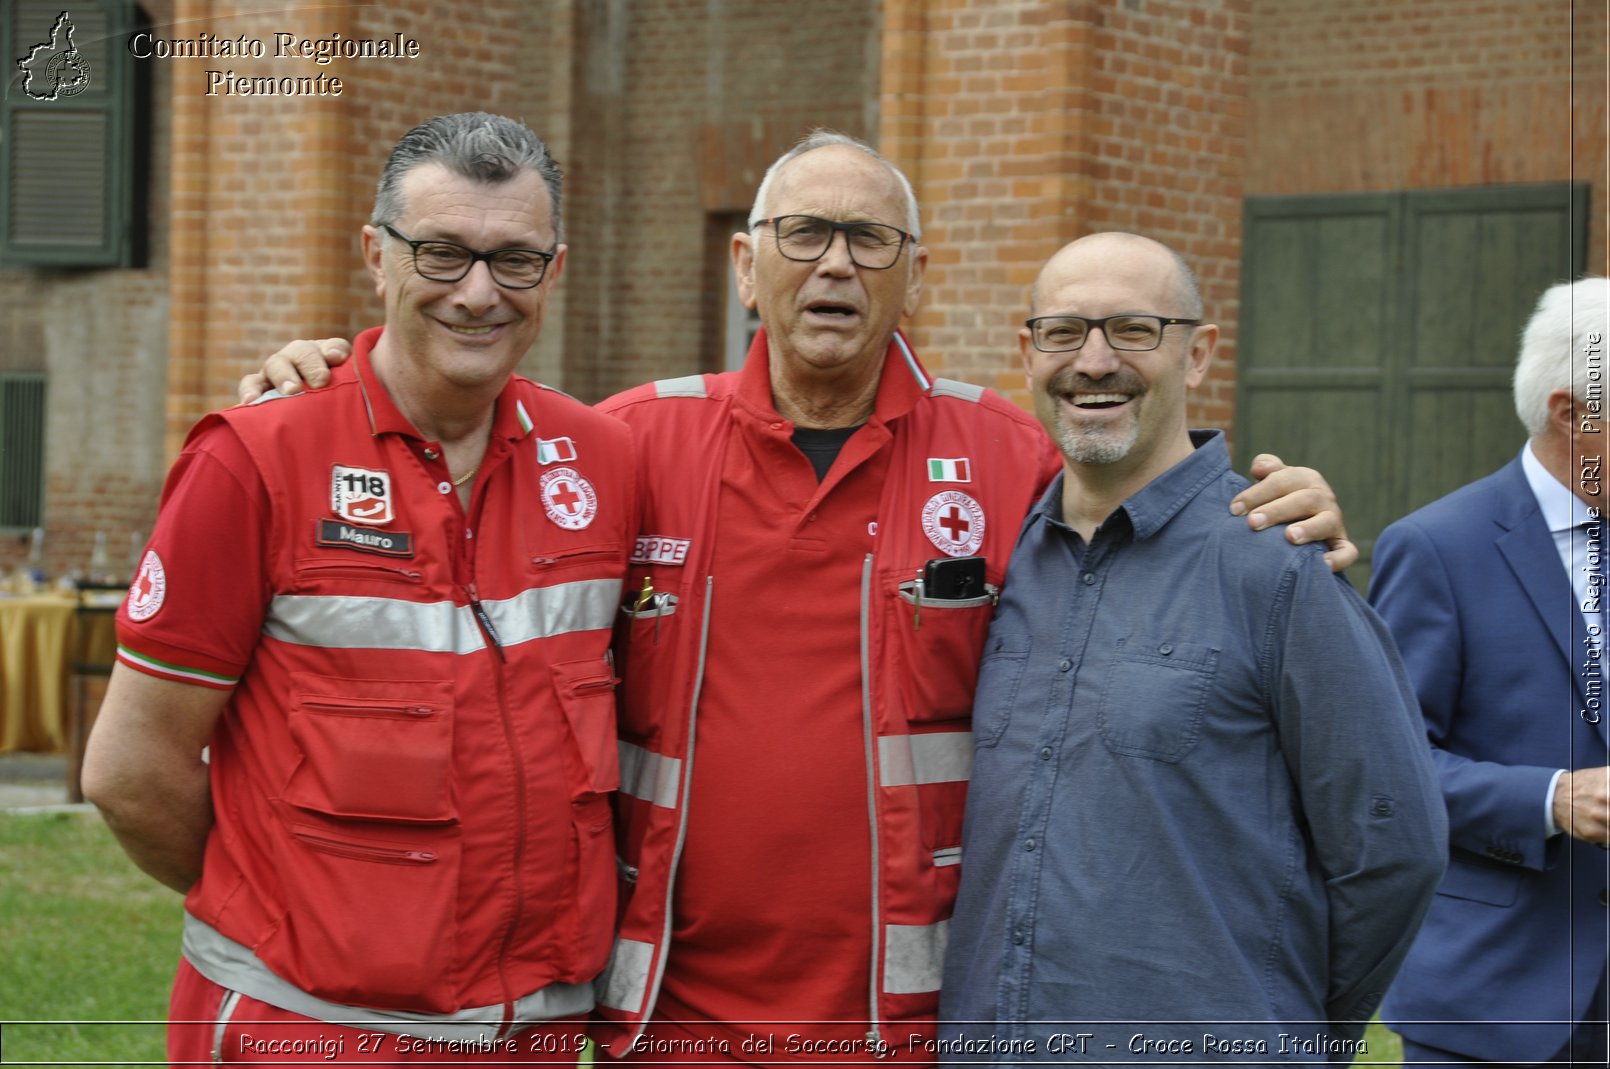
[{"left": 317, "top": 519, "right": 415, "bottom": 558}]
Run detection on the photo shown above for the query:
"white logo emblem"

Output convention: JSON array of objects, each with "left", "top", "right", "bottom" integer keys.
[
  {"left": 17, "top": 12, "right": 91, "bottom": 102},
  {"left": 540, "top": 467, "right": 599, "bottom": 530},
  {"left": 922, "top": 490, "right": 986, "bottom": 557},
  {"left": 331, "top": 465, "right": 393, "bottom": 526},
  {"left": 126, "top": 550, "right": 167, "bottom": 621}
]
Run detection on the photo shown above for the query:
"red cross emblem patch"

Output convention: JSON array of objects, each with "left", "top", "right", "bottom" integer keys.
[
  {"left": 126, "top": 549, "right": 167, "bottom": 621},
  {"left": 539, "top": 467, "right": 599, "bottom": 530},
  {"left": 922, "top": 490, "right": 986, "bottom": 557}
]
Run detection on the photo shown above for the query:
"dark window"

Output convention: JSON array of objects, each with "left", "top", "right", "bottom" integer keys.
[{"left": 0, "top": 374, "right": 48, "bottom": 530}]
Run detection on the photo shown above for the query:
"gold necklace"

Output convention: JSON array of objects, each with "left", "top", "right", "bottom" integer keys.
[{"left": 452, "top": 465, "right": 479, "bottom": 488}]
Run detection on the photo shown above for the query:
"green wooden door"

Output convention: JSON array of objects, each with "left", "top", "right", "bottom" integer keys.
[{"left": 1237, "top": 185, "right": 1588, "bottom": 586}]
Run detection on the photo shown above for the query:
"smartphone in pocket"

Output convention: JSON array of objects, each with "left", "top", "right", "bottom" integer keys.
[{"left": 923, "top": 555, "right": 986, "bottom": 600}]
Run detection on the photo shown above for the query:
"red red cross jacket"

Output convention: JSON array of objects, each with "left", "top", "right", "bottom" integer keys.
[{"left": 589, "top": 330, "right": 1059, "bottom": 1051}]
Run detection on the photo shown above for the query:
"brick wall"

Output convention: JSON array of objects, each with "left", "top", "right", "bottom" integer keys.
[
  {"left": 1248, "top": 0, "right": 1608, "bottom": 275},
  {"left": 6, "top": 0, "right": 1603, "bottom": 583},
  {"left": 563, "top": 0, "right": 881, "bottom": 401},
  {"left": 163, "top": 0, "right": 575, "bottom": 454},
  {"left": 880, "top": 0, "right": 1251, "bottom": 431},
  {"left": 165, "top": 0, "right": 880, "bottom": 434},
  {"left": 0, "top": 0, "right": 174, "bottom": 580}
]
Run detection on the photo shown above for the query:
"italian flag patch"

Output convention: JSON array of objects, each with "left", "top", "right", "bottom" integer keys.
[{"left": 927, "top": 457, "right": 971, "bottom": 483}]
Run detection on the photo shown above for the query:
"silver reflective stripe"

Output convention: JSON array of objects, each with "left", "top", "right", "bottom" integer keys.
[
  {"left": 878, "top": 731, "right": 973, "bottom": 787},
  {"left": 484, "top": 579, "right": 620, "bottom": 646},
  {"left": 895, "top": 332, "right": 931, "bottom": 392},
  {"left": 653, "top": 375, "right": 707, "bottom": 399},
  {"left": 858, "top": 554, "right": 883, "bottom": 1038},
  {"left": 598, "top": 937, "right": 655, "bottom": 1013},
  {"left": 267, "top": 594, "right": 475, "bottom": 652},
  {"left": 884, "top": 920, "right": 948, "bottom": 995},
  {"left": 182, "top": 913, "right": 594, "bottom": 1040},
  {"left": 618, "top": 741, "right": 681, "bottom": 809},
  {"left": 211, "top": 988, "right": 242, "bottom": 1063},
  {"left": 929, "top": 377, "right": 985, "bottom": 403},
  {"left": 932, "top": 846, "right": 962, "bottom": 867},
  {"left": 264, "top": 578, "right": 619, "bottom": 652}
]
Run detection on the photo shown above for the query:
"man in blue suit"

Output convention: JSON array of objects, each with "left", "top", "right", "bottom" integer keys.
[{"left": 1372, "top": 276, "right": 1610, "bottom": 1067}]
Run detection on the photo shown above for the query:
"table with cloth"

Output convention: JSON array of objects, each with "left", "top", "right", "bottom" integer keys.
[{"left": 1, "top": 592, "right": 119, "bottom": 754}]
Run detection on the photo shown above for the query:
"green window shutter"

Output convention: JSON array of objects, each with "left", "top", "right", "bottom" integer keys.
[
  {"left": 1399, "top": 185, "right": 1588, "bottom": 508},
  {"left": 1238, "top": 184, "right": 1587, "bottom": 582},
  {"left": 0, "top": 373, "right": 48, "bottom": 531},
  {"left": 2, "top": 0, "right": 142, "bottom": 267}
]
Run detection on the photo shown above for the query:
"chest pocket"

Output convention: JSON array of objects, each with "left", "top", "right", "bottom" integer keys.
[
  {"left": 972, "top": 630, "right": 1033, "bottom": 748},
  {"left": 1096, "top": 637, "right": 1220, "bottom": 763},
  {"left": 614, "top": 571, "right": 684, "bottom": 740},
  {"left": 888, "top": 580, "right": 997, "bottom": 723},
  {"left": 284, "top": 676, "right": 457, "bottom": 823}
]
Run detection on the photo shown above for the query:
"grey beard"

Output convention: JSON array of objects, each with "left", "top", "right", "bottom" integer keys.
[{"left": 1055, "top": 414, "right": 1139, "bottom": 465}]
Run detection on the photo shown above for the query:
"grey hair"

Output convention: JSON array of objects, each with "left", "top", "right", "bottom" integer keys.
[
  {"left": 1513, "top": 277, "right": 1610, "bottom": 437},
  {"left": 1161, "top": 244, "right": 1203, "bottom": 320},
  {"left": 747, "top": 129, "right": 922, "bottom": 240},
  {"left": 371, "top": 112, "right": 563, "bottom": 241}
]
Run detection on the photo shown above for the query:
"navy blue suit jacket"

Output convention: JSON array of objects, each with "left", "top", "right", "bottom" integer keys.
[{"left": 1371, "top": 455, "right": 1609, "bottom": 1064}]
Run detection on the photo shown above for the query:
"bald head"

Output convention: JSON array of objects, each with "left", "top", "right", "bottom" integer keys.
[{"left": 1031, "top": 233, "right": 1203, "bottom": 321}]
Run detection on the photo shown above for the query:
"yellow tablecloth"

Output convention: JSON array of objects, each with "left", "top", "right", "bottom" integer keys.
[{"left": 0, "top": 594, "right": 118, "bottom": 753}]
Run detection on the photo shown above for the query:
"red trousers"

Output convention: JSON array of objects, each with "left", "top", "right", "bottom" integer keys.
[{"left": 167, "top": 958, "right": 590, "bottom": 1066}]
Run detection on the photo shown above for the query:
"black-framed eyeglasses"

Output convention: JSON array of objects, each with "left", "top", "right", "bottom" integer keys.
[
  {"left": 381, "top": 224, "right": 556, "bottom": 289},
  {"left": 753, "top": 215, "right": 912, "bottom": 270},
  {"left": 1025, "top": 313, "right": 1202, "bottom": 353}
]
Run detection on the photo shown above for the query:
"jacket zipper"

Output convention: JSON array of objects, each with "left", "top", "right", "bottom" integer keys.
[
  {"left": 295, "top": 562, "right": 425, "bottom": 583},
  {"left": 467, "top": 582, "right": 508, "bottom": 663},
  {"left": 292, "top": 830, "right": 438, "bottom": 864},
  {"left": 298, "top": 699, "right": 436, "bottom": 719},
  {"left": 466, "top": 579, "right": 522, "bottom": 1036}
]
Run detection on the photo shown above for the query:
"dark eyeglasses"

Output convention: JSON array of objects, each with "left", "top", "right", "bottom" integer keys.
[
  {"left": 753, "top": 215, "right": 912, "bottom": 270},
  {"left": 1025, "top": 313, "right": 1202, "bottom": 353},
  {"left": 381, "top": 224, "right": 556, "bottom": 289}
]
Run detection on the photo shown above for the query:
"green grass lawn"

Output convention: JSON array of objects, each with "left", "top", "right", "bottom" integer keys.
[
  {"left": 0, "top": 810, "right": 179, "bottom": 1065},
  {"left": 0, "top": 809, "right": 1408, "bottom": 1066}
]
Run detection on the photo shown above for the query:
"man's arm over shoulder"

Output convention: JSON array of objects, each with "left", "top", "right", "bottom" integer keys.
[
  {"left": 1270, "top": 552, "right": 1447, "bottom": 1038},
  {"left": 1370, "top": 516, "right": 1561, "bottom": 867}
]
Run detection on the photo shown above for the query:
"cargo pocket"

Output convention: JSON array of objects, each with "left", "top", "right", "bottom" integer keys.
[
  {"left": 272, "top": 674, "right": 461, "bottom": 1009},
  {"left": 569, "top": 794, "right": 617, "bottom": 969},
  {"left": 890, "top": 579, "right": 998, "bottom": 723},
  {"left": 283, "top": 678, "right": 456, "bottom": 822},
  {"left": 1095, "top": 638, "right": 1219, "bottom": 763},
  {"left": 272, "top": 816, "right": 462, "bottom": 1010},
  {"left": 553, "top": 658, "right": 621, "bottom": 798}
]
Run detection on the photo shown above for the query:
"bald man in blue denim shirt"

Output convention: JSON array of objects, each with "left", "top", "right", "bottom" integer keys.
[{"left": 939, "top": 233, "right": 1446, "bottom": 1065}]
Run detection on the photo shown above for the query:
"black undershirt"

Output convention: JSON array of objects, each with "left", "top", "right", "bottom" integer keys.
[{"left": 792, "top": 424, "right": 863, "bottom": 482}]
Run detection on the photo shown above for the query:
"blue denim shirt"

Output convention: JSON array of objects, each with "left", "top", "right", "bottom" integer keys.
[{"left": 939, "top": 432, "right": 1445, "bottom": 1065}]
